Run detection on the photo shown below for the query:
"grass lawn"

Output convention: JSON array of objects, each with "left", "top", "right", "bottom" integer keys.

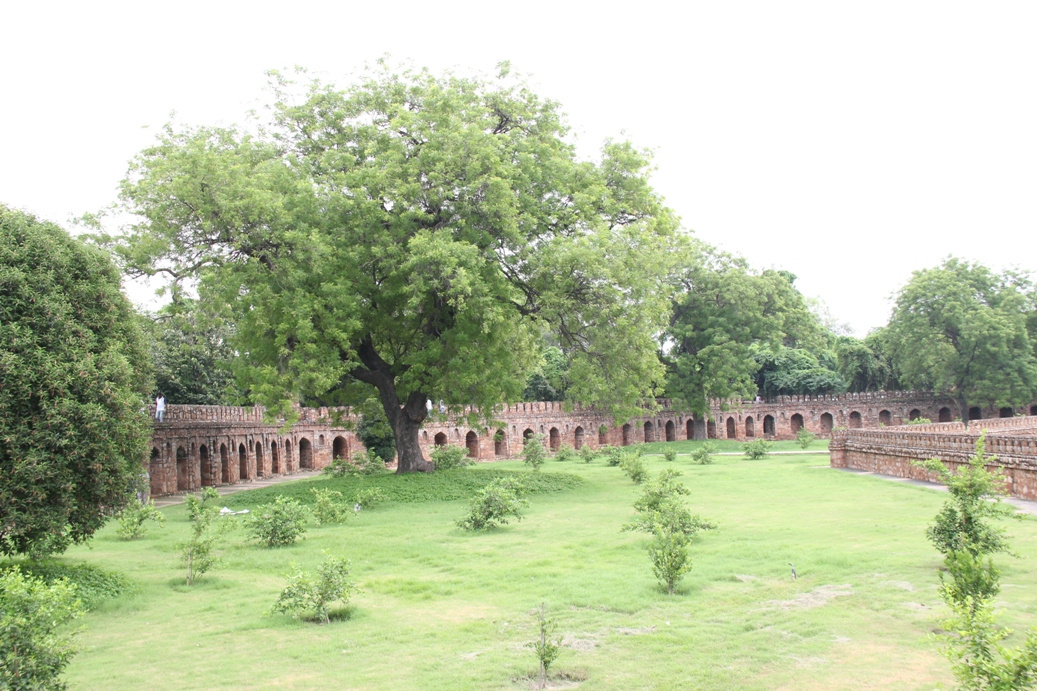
[{"left": 47, "top": 448, "right": 1037, "bottom": 689}]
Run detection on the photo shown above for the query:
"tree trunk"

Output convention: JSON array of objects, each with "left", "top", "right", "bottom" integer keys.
[{"left": 958, "top": 395, "right": 970, "bottom": 430}]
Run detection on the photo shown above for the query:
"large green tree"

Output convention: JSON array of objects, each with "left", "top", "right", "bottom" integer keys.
[
  {"left": 112, "top": 64, "right": 679, "bottom": 472},
  {"left": 146, "top": 299, "right": 239, "bottom": 405},
  {"left": 0, "top": 206, "right": 152, "bottom": 557},
  {"left": 663, "top": 245, "right": 823, "bottom": 415},
  {"left": 887, "top": 257, "right": 1037, "bottom": 425}
]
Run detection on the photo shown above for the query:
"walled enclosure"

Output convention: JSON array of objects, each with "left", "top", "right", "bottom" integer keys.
[
  {"left": 831, "top": 416, "right": 1037, "bottom": 501},
  {"left": 147, "top": 391, "right": 1036, "bottom": 497}
]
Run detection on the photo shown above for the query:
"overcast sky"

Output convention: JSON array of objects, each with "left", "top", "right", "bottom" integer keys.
[{"left": 4, "top": 1, "right": 1035, "bottom": 336}]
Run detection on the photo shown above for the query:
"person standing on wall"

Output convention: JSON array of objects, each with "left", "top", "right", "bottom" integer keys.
[{"left": 155, "top": 393, "right": 166, "bottom": 422}]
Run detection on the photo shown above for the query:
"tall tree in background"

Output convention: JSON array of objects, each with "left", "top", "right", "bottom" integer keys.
[
  {"left": 0, "top": 205, "right": 151, "bottom": 557},
  {"left": 663, "top": 244, "right": 822, "bottom": 415},
  {"left": 146, "top": 299, "right": 238, "bottom": 405},
  {"left": 111, "top": 63, "right": 679, "bottom": 472},
  {"left": 887, "top": 257, "right": 1037, "bottom": 425}
]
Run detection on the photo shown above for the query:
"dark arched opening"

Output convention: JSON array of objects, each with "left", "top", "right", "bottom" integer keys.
[
  {"left": 909, "top": 409, "right": 922, "bottom": 421},
  {"left": 622, "top": 424, "right": 632, "bottom": 446},
  {"left": 969, "top": 407, "right": 983, "bottom": 420},
  {"left": 745, "top": 416, "right": 755, "bottom": 438},
  {"left": 707, "top": 420, "right": 717, "bottom": 439},
  {"left": 255, "top": 441, "right": 265, "bottom": 478},
  {"left": 333, "top": 436, "right": 349, "bottom": 460},
  {"left": 644, "top": 421, "right": 655, "bottom": 443},
  {"left": 494, "top": 429, "right": 506, "bottom": 456},
  {"left": 1000, "top": 407, "right": 1014, "bottom": 418},
  {"left": 238, "top": 443, "right": 248, "bottom": 481},
  {"left": 820, "top": 413, "right": 833, "bottom": 433},
  {"left": 549, "top": 427, "right": 560, "bottom": 451},
  {"left": 791, "top": 414, "right": 804, "bottom": 434},
  {"left": 686, "top": 419, "right": 694, "bottom": 440},
  {"left": 763, "top": 415, "right": 775, "bottom": 436},
  {"left": 299, "top": 438, "right": 313, "bottom": 469},
  {"left": 220, "top": 443, "right": 230, "bottom": 484},
  {"left": 574, "top": 426, "right": 584, "bottom": 450},
  {"left": 665, "top": 420, "right": 675, "bottom": 442},
  {"left": 150, "top": 447, "right": 161, "bottom": 496},
  {"left": 176, "top": 446, "right": 189, "bottom": 491},
  {"left": 879, "top": 410, "right": 892, "bottom": 426},
  {"left": 848, "top": 411, "right": 862, "bottom": 429},
  {"left": 270, "top": 441, "right": 280, "bottom": 475},
  {"left": 939, "top": 407, "right": 953, "bottom": 422},
  {"left": 465, "top": 431, "right": 479, "bottom": 458}
]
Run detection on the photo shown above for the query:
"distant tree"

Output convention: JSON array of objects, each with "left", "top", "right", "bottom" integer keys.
[
  {"left": 887, "top": 258, "right": 1037, "bottom": 425},
  {"left": 110, "top": 63, "right": 679, "bottom": 473},
  {"left": 752, "top": 344, "right": 844, "bottom": 398},
  {"left": 0, "top": 206, "right": 151, "bottom": 558},
  {"left": 355, "top": 399, "right": 396, "bottom": 463},
  {"left": 522, "top": 345, "right": 570, "bottom": 402},
  {"left": 146, "top": 299, "right": 238, "bottom": 405},
  {"left": 664, "top": 243, "right": 822, "bottom": 415},
  {"left": 835, "top": 336, "right": 890, "bottom": 393}
]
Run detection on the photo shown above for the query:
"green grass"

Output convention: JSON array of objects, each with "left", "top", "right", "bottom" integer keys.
[{"left": 44, "top": 452, "right": 1037, "bottom": 689}]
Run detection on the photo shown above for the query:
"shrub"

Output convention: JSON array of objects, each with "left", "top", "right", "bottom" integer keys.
[
  {"left": 795, "top": 428, "right": 816, "bottom": 448},
  {"left": 554, "top": 446, "right": 577, "bottom": 463},
  {"left": 322, "top": 456, "right": 354, "bottom": 478},
  {"left": 456, "top": 477, "right": 529, "bottom": 531},
  {"left": 351, "top": 449, "right": 389, "bottom": 475},
  {"left": 527, "top": 602, "right": 562, "bottom": 689},
  {"left": 579, "top": 446, "right": 598, "bottom": 464},
  {"left": 0, "top": 567, "right": 84, "bottom": 691},
  {"left": 310, "top": 488, "right": 351, "bottom": 526},
  {"left": 353, "top": 487, "right": 388, "bottom": 510},
  {"left": 115, "top": 499, "right": 165, "bottom": 540},
  {"left": 271, "top": 554, "right": 357, "bottom": 625},
  {"left": 663, "top": 449, "right": 677, "bottom": 463},
  {"left": 522, "top": 435, "right": 548, "bottom": 472},
  {"left": 649, "top": 527, "right": 693, "bottom": 595},
  {"left": 178, "top": 489, "right": 223, "bottom": 585},
  {"left": 6, "top": 562, "right": 130, "bottom": 610},
  {"left": 430, "top": 445, "right": 473, "bottom": 471},
  {"left": 691, "top": 441, "right": 716, "bottom": 465},
  {"left": 246, "top": 495, "right": 308, "bottom": 547},
  {"left": 906, "top": 417, "right": 932, "bottom": 425},
  {"left": 743, "top": 439, "right": 772, "bottom": 460},
  {"left": 603, "top": 445, "right": 623, "bottom": 467},
  {"left": 625, "top": 470, "right": 717, "bottom": 539},
  {"left": 620, "top": 453, "right": 648, "bottom": 484}
]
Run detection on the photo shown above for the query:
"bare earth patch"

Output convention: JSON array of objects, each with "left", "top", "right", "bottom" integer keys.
[{"left": 767, "top": 584, "right": 854, "bottom": 610}]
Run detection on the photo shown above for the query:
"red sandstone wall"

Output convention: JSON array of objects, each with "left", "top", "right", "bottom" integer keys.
[{"left": 830, "top": 417, "right": 1037, "bottom": 501}]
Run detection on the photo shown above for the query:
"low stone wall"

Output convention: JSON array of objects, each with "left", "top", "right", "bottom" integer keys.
[{"left": 830, "top": 416, "right": 1037, "bottom": 500}]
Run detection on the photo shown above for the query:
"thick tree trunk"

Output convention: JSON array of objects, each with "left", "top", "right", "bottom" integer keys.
[{"left": 958, "top": 395, "right": 970, "bottom": 430}]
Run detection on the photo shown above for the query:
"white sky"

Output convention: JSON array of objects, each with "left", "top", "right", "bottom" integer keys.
[{"left": 3, "top": 1, "right": 1035, "bottom": 336}]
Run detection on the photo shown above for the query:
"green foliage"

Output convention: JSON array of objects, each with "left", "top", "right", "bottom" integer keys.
[
  {"left": 351, "top": 449, "right": 390, "bottom": 476},
  {"left": 743, "top": 439, "right": 772, "bottom": 460},
  {"left": 649, "top": 526, "right": 694, "bottom": 595},
  {"left": 624, "top": 470, "right": 717, "bottom": 538},
  {"left": 906, "top": 417, "right": 932, "bottom": 425},
  {"left": 113, "top": 63, "right": 680, "bottom": 472},
  {"left": 356, "top": 403, "right": 396, "bottom": 464},
  {"left": 146, "top": 298, "right": 238, "bottom": 405},
  {"left": 271, "top": 554, "right": 357, "bottom": 625},
  {"left": 0, "top": 206, "right": 152, "bottom": 558},
  {"left": 115, "top": 499, "right": 165, "bottom": 540},
  {"left": 310, "top": 488, "right": 351, "bottom": 526},
  {"left": 430, "top": 445, "right": 473, "bottom": 471},
  {"left": 795, "top": 428, "right": 817, "bottom": 449},
  {"left": 663, "top": 449, "right": 677, "bottom": 463},
  {"left": 456, "top": 477, "right": 529, "bottom": 531},
  {"left": 527, "top": 602, "right": 562, "bottom": 689},
  {"left": 0, "top": 567, "right": 84, "bottom": 691},
  {"left": 915, "top": 433, "right": 1013, "bottom": 558},
  {"left": 2, "top": 562, "right": 131, "bottom": 610},
  {"left": 835, "top": 335, "right": 892, "bottom": 393},
  {"left": 939, "top": 592, "right": 1037, "bottom": 690},
  {"left": 579, "top": 445, "right": 598, "bottom": 464},
  {"left": 245, "top": 496, "right": 308, "bottom": 547},
  {"left": 691, "top": 441, "right": 717, "bottom": 465},
  {"left": 620, "top": 453, "right": 648, "bottom": 484},
  {"left": 664, "top": 243, "right": 828, "bottom": 416},
  {"left": 178, "top": 489, "right": 224, "bottom": 585},
  {"left": 603, "top": 445, "right": 623, "bottom": 467},
  {"left": 522, "top": 435, "right": 548, "bottom": 472},
  {"left": 522, "top": 346, "right": 571, "bottom": 402},
  {"left": 752, "top": 344, "right": 844, "bottom": 398},
  {"left": 887, "top": 257, "right": 1037, "bottom": 426},
  {"left": 554, "top": 446, "right": 578, "bottom": 463},
  {"left": 353, "top": 487, "right": 388, "bottom": 510}
]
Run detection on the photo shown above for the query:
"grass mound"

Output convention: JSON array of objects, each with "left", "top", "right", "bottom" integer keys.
[
  {"left": 222, "top": 467, "right": 583, "bottom": 507},
  {"left": 2, "top": 560, "right": 133, "bottom": 609}
]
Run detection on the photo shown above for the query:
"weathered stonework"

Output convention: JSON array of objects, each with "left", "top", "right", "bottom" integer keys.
[
  {"left": 146, "top": 391, "right": 1037, "bottom": 498},
  {"left": 830, "top": 416, "right": 1037, "bottom": 501}
]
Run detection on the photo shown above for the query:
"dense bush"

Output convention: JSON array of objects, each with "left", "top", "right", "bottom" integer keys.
[
  {"left": 456, "top": 477, "right": 529, "bottom": 531},
  {"left": 603, "top": 445, "right": 623, "bottom": 467},
  {"left": 795, "top": 428, "right": 816, "bottom": 448},
  {"left": 554, "top": 446, "right": 578, "bottom": 463},
  {"left": 742, "top": 439, "right": 772, "bottom": 459},
  {"left": 310, "top": 488, "right": 351, "bottom": 526},
  {"left": 620, "top": 453, "right": 648, "bottom": 484},
  {"left": 0, "top": 568, "right": 84, "bottom": 690},
  {"left": 115, "top": 500, "right": 165, "bottom": 540},
  {"left": 579, "top": 446, "right": 598, "bottom": 464},
  {"left": 522, "top": 435, "right": 548, "bottom": 472},
  {"left": 245, "top": 496, "right": 308, "bottom": 547},
  {"left": 430, "top": 445, "right": 473, "bottom": 471},
  {"left": 663, "top": 449, "right": 677, "bottom": 463},
  {"left": 691, "top": 442, "right": 717, "bottom": 465},
  {"left": 353, "top": 487, "right": 388, "bottom": 510}
]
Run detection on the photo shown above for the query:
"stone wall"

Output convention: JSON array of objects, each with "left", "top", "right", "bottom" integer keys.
[{"left": 830, "top": 416, "right": 1037, "bottom": 501}]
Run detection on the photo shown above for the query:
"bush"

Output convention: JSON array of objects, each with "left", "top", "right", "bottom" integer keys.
[
  {"left": 351, "top": 449, "right": 389, "bottom": 475},
  {"left": 430, "top": 445, "right": 473, "bottom": 471},
  {"left": 271, "top": 554, "right": 357, "bottom": 625},
  {"left": 691, "top": 442, "right": 716, "bottom": 465},
  {"left": 522, "top": 435, "right": 548, "bottom": 472},
  {"left": 115, "top": 499, "right": 165, "bottom": 540},
  {"left": 743, "top": 439, "right": 772, "bottom": 460},
  {"left": 246, "top": 496, "right": 308, "bottom": 547},
  {"left": 322, "top": 456, "right": 354, "bottom": 478},
  {"left": 579, "top": 446, "right": 598, "bottom": 464},
  {"left": 178, "top": 489, "right": 224, "bottom": 585},
  {"left": 663, "top": 449, "right": 677, "bottom": 463},
  {"left": 906, "top": 417, "right": 932, "bottom": 425},
  {"left": 310, "top": 488, "right": 351, "bottom": 526},
  {"left": 0, "top": 567, "right": 84, "bottom": 691},
  {"left": 456, "top": 477, "right": 529, "bottom": 531},
  {"left": 353, "top": 487, "right": 388, "bottom": 510},
  {"left": 795, "top": 428, "right": 816, "bottom": 448},
  {"left": 356, "top": 407, "right": 396, "bottom": 463},
  {"left": 554, "top": 446, "right": 577, "bottom": 463},
  {"left": 5, "top": 562, "right": 130, "bottom": 610},
  {"left": 603, "top": 445, "right": 623, "bottom": 467},
  {"left": 527, "top": 603, "right": 562, "bottom": 689},
  {"left": 620, "top": 453, "right": 648, "bottom": 484}
]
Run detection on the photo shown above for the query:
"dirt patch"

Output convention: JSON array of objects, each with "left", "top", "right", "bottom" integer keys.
[
  {"left": 562, "top": 634, "right": 599, "bottom": 652},
  {"left": 614, "top": 626, "right": 656, "bottom": 635},
  {"left": 767, "top": 584, "right": 853, "bottom": 610},
  {"left": 883, "top": 580, "right": 916, "bottom": 592}
]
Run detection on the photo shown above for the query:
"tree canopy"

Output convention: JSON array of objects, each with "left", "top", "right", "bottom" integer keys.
[
  {"left": 0, "top": 205, "right": 151, "bottom": 557},
  {"left": 887, "top": 257, "right": 1037, "bottom": 424},
  {"left": 663, "top": 245, "right": 825, "bottom": 414},
  {"left": 146, "top": 299, "right": 238, "bottom": 405},
  {"left": 112, "top": 64, "right": 680, "bottom": 471}
]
